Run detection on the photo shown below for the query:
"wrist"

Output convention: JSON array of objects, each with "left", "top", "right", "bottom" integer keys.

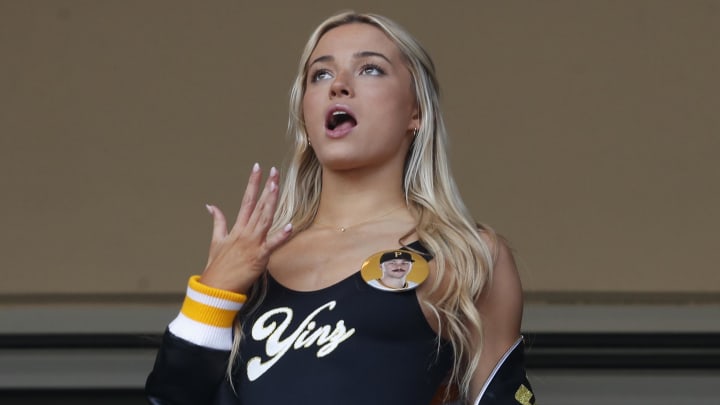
[{"left": 198, "top": 272, "right": 255, "bottom": 295}]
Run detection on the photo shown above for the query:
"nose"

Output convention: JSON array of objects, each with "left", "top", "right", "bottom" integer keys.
[{"left": 329, "top": 72, "right": 353, "bottom": 99}]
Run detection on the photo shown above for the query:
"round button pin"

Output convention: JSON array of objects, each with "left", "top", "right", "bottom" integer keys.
[{"left": 360, "top": 249, "right": 429, "bottom": 292}]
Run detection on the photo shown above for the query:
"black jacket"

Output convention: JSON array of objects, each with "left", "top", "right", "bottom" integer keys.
[{"left": 146, "top": 332, "right": 535, "bottom": 405}]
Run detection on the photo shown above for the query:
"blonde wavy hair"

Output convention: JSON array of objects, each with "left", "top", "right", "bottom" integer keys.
[{"left": 229, "top": 11, "right": 496, "bottom": 401}]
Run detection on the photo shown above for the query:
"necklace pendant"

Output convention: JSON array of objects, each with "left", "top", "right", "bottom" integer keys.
[{"left": 339, "top": 227, "right": 346, "bottom": 232}]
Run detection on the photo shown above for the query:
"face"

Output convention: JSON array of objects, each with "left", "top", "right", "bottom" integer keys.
[
  {"left": 380, "top": 259, "right": 413, "bottom": 280},
  {"left": 302, "top": 23, "right": 419, "bottom": 171}
]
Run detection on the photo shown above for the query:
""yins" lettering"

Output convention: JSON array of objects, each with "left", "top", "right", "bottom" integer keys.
[{"left": 246, "top": 301, "right": 356, "bottom": 381}]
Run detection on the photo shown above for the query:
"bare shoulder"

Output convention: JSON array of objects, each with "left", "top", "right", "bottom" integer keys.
[
  {"left": 477, "top": 229, "right": 523, "bottom": 323},
  {"left": 470, "top": 229, "right": 524, "bottom": 398}
]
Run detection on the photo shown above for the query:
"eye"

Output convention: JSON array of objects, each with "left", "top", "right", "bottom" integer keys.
[
  {"left": 310, "top": 69, "right": 333, "bottom": 82},
  {"left": 359, "top": 64, "right": 385, "bottom": 76}
]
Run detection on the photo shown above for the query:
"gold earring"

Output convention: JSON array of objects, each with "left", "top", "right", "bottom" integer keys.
[{"left": 413, "top": 128, "right": 419, "bottom": 137}]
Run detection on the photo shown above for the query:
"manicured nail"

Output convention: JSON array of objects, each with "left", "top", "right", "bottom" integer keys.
[
  {"left": 283, "top": 223, "right": 293, "bottom": 232},
  {"left": 252, "top": 162, "right": 260, "bottom": 172},
  {"left": 270, "top": 166, "right": 278, "bottom": 177},
  {"left": 205, "top": 204, "right": 214, "bottom": 215}
]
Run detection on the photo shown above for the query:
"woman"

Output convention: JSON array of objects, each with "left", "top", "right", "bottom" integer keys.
[{"left": 146, "top": 11, "right": 534, "bottom": 405}]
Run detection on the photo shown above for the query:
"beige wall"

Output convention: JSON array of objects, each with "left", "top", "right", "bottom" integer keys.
[{"left": 1, "top": 0, "right": 718, "bottom": 297}]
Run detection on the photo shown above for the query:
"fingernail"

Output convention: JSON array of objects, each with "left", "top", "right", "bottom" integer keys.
[
  {"left": 252, "top": 162, "right": 260, "bottom": 172},
  {"left": 270, "top": 181, "right": 277, "bottom": 192},
  {"left": 205, "top": 204, "right": 214, "bottom": 215},
  {"left": 283, "top": 223, "right": 293, "bottom": 232},
  {"left": 270, "top": 167, "right": 278, "bottom": 177}
]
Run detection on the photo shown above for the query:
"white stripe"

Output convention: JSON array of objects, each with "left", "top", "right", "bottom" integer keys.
[
  {"left": 473, "top": 337, "right": 523, "bottom": 405},
  {"left": 168, "top": 312, "right": 234, "bottom": 350},
  {"left": 186, "top": 284, "right": 244, "bottom": 311}
]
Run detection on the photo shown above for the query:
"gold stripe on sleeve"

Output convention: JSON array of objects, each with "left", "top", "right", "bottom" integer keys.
[
  {"left": 180, "top": 295, "right": 240, "bottom": 328},
  {"left": 188, "top": 275, "right": 247, "bottom": 303}
]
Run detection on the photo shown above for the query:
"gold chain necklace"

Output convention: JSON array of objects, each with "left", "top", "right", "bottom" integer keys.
[{"left": 312, "top": 204, "right": 406, "bottom": 232}]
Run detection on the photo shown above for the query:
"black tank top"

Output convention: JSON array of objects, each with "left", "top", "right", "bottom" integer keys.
[{"left": 234, "top": 242, "right": 454, "bottom": 405}]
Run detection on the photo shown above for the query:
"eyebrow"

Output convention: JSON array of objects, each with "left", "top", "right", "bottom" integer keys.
[{"left": 308, "top": 51, "right": 392, "bottom": 68}]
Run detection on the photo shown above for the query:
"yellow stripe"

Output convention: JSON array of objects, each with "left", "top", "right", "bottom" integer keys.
[
  {"left": 515, "top": 384, "right": 534, "bottom": 405},
  {"left": 189, "top": 275, "right": 247, "bottom": 303},
  {"left": 180, "top": 295, "right": 239, "bottom": 327}
]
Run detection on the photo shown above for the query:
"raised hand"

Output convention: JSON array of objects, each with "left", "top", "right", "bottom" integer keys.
[{"left": 200, "top": 163, "right": 292, "bottom": 293}]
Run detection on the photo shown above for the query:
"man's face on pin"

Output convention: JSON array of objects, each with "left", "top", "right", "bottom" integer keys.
[{"left": 379, "top": 251, "right": 414, "bottom": 279}]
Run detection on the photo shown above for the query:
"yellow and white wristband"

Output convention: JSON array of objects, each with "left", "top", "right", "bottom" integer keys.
[{"left": 168, "top": 275, "right": 247, "bottom": 351}]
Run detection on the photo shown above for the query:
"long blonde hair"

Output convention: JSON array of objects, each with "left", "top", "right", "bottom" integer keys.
[{"left": 230, "top": 11, "right": 495, "bottom": 400}]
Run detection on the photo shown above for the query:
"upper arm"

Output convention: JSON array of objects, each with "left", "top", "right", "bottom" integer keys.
[{"left": 468, "top": 233, "right": 524, "bottom": 401}]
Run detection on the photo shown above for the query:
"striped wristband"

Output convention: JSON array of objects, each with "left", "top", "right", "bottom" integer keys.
[{"left": 168, "top": 276, "right": 247, "bottom": 350}]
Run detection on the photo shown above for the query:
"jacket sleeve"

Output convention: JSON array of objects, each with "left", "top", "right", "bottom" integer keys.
[
  {"left": 475, "top": 338, "right": 536, "bottom": 405},
  {"left": 145, "top": 330, "right": 231, "bottom": 405},
  {"left": 145, "top": 276, "right": 247, "bottom": 404}
]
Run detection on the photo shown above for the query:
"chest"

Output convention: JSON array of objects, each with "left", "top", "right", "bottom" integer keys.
[
  {"left": 235, "top": 274, "right": 453, "bottom": 404},
  {"left": 268, "top": 229, "right": 408, "bottom": 291}
]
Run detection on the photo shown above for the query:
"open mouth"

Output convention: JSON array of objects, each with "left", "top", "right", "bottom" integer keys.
[{"left": 326, "top": 108, "right": 357, "bottom": 131}]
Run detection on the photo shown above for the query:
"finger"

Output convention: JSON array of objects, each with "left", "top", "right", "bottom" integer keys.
[
  {"left": 206, "top": 204, "right": 228, "bottom": 243},
  {"left": 265, "top": 223, "right": 293, "bottom": 253},
  {"left": 236, "top": 162, "right": 262, "bottom": 226},
  {"left": 248, "top": 167, "right": 280, "bottom": 233}
]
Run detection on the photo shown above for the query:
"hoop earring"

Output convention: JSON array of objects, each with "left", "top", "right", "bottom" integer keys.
[{"left": 412, "top": 128, "right": 419, "bottom": 137}]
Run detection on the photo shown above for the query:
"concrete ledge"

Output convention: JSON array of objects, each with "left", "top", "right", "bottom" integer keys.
[{"left": 3, "top": 302, "right": 720, "bottom": 334}]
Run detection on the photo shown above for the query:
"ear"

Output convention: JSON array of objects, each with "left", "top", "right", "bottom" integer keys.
[{"left": 407, "top": 104, "right": 421, "bottom": 133}]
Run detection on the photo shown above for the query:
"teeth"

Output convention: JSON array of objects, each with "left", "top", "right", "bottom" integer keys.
[{"left": 327, "top": 110, "right": 354, "bottom": 130}]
